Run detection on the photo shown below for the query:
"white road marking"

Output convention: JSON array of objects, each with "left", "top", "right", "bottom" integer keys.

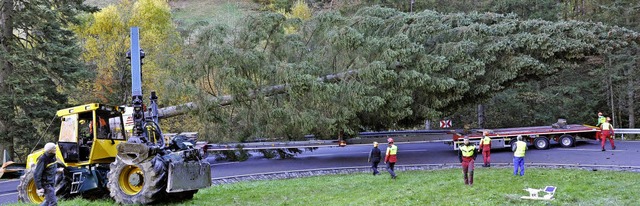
[
  {"left": 0, "top": 180, "right": 19, "bottom": 183},
  {"left": 211, "top": 162, "right": 239, "bottom": 166},
  {"left": 0, "top": 192, "right": 17, "bottom": 197},
  {"left": 302, "top": 150, "right": 428, "bottom": 158},
  {"left": 557, "top": 148, "right": 624, "bottom": 152}
]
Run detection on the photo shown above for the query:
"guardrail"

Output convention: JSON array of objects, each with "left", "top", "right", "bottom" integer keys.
[
  {"left": 206, "top": 129, "right": 451, "bottom": 151},
  {"left": 614, "top": 128, "right": 640, "bottom": 140},
  {"left": 614, "top": 128, "right": 640, "bottom": 134},
  {"left": 203, "top": 127, "right": 640, "bottom": 151}
]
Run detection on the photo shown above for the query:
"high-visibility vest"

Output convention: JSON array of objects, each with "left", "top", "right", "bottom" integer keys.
[
  {"left": 460, "top": 145, "right": 475, "bottom": 157},
  {"left": 482, "top": 136, "right": 491, "bottom": 145},
  {"left": 386, "top": 145, "right": 397, "bottom": 155},
  {"left": 601, "top": 122, "right": 613, "bottom": 130},
  {"left": 597, "top": 116, "right": 606, "bottom": 126},
  {"left": 514, "top": 141, "right": 527, "bottom": 157}
]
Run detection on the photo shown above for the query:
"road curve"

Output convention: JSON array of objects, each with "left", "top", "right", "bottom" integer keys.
[{"left": 1, "top": 140, "right": 638, "bottom": 205}]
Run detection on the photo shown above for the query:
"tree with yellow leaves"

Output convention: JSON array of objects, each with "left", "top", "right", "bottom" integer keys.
[
  {"left": 277, "top": 0, "right": 312, "bottom": 34},
  {"left": 72, "top": 0, "right": 180, "bottom": 105}
]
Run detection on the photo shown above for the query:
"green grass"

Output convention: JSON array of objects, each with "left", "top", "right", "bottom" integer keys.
[{"left": 11, "top": 168, "right": 640, "bottom": 205}]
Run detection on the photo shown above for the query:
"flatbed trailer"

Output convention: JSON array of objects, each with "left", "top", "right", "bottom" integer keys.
[{"left": 448, "top": 124, "right": 599, "bottom": 150}]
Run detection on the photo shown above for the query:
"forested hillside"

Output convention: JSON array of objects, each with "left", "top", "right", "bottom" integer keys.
[{"left": 1, "top": 0, "right": 639, "bottom": 161}]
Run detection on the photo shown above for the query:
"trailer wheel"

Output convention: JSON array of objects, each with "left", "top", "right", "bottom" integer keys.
[
  {"left": 559, "top": 134, "right": 575, "bottom": 147},
  {"left": 534, "top": 137, "right": 550, "bottom": 150}
]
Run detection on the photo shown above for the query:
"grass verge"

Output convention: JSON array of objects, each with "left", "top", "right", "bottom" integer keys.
[{"left": 9, "top": 168, "right": 640, "bottom": 205}]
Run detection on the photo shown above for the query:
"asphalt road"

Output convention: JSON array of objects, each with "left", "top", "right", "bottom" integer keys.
[{"left": 2, "top": 139, "right": 638, "bottom": 205}]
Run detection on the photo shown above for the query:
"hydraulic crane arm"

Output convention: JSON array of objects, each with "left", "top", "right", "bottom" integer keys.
[
  {"left": 129, "top": 27, "right": 144, "bottom": 137},
  {"left": 127, "top": 27, "right": 163, "bottom": 147}
]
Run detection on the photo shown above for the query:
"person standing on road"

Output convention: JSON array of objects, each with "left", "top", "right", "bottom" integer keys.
[
  {"left": 513, "top": 135, "right": 527, "bottom": 176},
  {"left": 368, "top": 142, "right": 381, "bottom": 175},
  {"left": 458, "top": 136, "right": 478, "bottom": 186},
  {"left": 35, "top": 143, "right": 59, "bottom": 206},
  {"left": 600, "top": 117, "right": 616, "bottom": 151},
  {"left": 384, "top": 138, "right": 398, "bottom": 179},
  {"left": 479, "top": 131, "right": 491, "bottom": 167},
  {"left": 595, "top": 112, "right": 606, "bottom": 141}
]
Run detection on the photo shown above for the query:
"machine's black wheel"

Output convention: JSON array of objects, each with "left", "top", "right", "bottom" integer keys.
[
  {"left": 559, "top": 134, "right": 576, "bottom": 147},
  {"left": 18, "top": 164, "right": 72, "bottom": 204},
  {"left": 54, "top": 166, "right": 75, "bottom": 200},
  {"left": 107, "top": 155, "right": 167, "bottom": 204},
  {"left": 17, "top": 166, "right": 43, "bottom": 204},
  {"left": 534, "top": 137, "right": 550, "bottom": 150}
]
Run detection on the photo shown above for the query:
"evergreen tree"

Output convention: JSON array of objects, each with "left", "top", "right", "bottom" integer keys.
[
  {"left": 0, "top": 0, "right": 94, "bottom": 161},
  {"left": 176, "top": 6, "right": 639, "bottom": 142}
]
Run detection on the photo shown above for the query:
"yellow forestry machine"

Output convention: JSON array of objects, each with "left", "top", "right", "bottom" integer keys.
[{"left": 17, "top": 27, "right": 211, "bottom": 204}]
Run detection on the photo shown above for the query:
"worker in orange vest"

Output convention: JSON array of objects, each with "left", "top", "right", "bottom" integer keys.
[
  {"left": 479, "top": 131, "right": 491, "bottom": 167},
  {"left": 458, "top": 136, "right": 478, "bottom": 186},
  {"left": 600, "top": 117, "right": 616, "bottom": 151},
  {"left": 89, "top": 117, "right": 107, "bottom": 133},
  {"left": 384, "top": 138, "right": 398, "bottom": 179}
]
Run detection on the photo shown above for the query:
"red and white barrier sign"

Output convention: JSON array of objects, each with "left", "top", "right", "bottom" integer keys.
[{"left": 440, "top": 120, "right": 452, "bottom": 128}]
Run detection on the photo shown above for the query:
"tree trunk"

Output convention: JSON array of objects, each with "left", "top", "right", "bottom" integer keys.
[
  {"left": 424, "top": 120, "right": 430, "bottom": 130},
  {"left": 608, "top": 58, "right": 615, "bottom": 127},
  {"left": 0, "top": 0, "right": 15, "bottom": 161},
  {"left": 477, "top": 104, "right": 485, "bottom": 129},
  {"left": 158, "top": 70, "right": 357, "bottom": 119},
  {"left": 627, "top": 67, "right": 635, "bottom": 128}
]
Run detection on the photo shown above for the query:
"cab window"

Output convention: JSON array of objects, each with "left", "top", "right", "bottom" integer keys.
[
  {"left": 59, "top": 114, "right": 78, "bottom": 142},
  {"left": 95, "top": 112, "right": 126, "bottom": 140}
]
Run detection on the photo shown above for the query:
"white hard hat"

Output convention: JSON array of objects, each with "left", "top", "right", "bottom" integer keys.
[{"left": 44, "top": 143, "right": 56, "bottom": 152}]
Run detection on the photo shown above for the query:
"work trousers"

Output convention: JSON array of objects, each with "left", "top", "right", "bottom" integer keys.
[
  {"left": 461, "top": 157, "right": 474, "bottom": 185},
  {"left": 41, "top": 184, "right": 57, "bottom": 206},
  {"left": 371, "top": 161, "right": 380, "bottom": 175},
  {"left": 600, "top": 130, "right": 615, "bottom": 150},
  {"left": 513, "top": 156, "right": 525, "bottom": 176},
  {"left": 482, "top": 149, "right": 491, "bottom": 166},
  {"left": 386, "top": 162, "right": 396, "bottom": 178}
]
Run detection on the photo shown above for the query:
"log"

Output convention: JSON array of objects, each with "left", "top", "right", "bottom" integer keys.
[{"left": 157, "top": 70, "right": 357, "bottom": 119}]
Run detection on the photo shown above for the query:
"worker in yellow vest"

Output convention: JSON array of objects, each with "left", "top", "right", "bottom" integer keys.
[
  {"left": 458, "top": 136, "right": 477, "bottom": 186},
  {"left": 479, "top": 131, "right": 491, "bottom": 167},
  {"left": 512, "top": 135, "right": 527, "bottom": 176},
  {"left": 384, "top": 138, "right": 398, "bottom": 179},
  {"left": 595, "top": 112, "right": 606, "bottom": 141},
  {"left": 600, "top": 117, "right": 616, "bottom": 151}
]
